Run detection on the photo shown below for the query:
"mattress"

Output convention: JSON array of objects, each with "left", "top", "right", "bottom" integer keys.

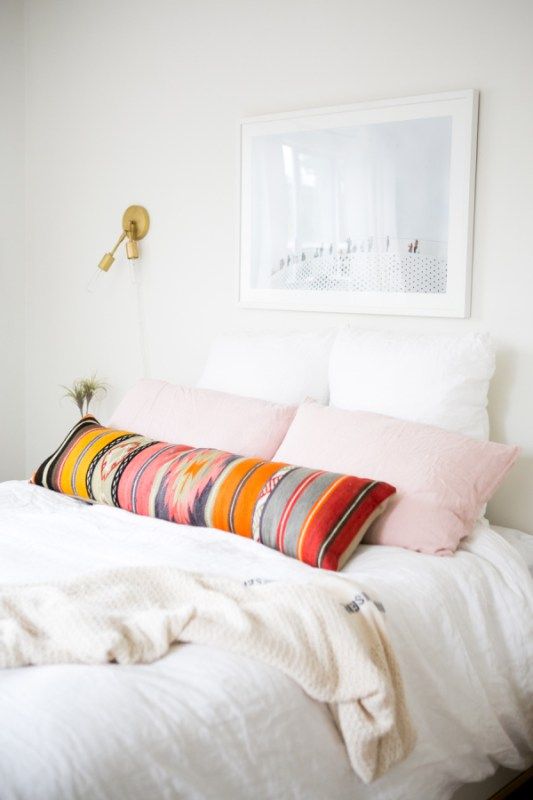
[{"left": 0, "top": 480, "right": 531, "bottom": 800}]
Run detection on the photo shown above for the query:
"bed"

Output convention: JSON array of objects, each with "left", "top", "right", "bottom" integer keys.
[
  {"left": 0, "top": 479, "right": 531, "bottom": 800},
  {"left": 1, "top": 328, "right": 532, "bottom": 799}
]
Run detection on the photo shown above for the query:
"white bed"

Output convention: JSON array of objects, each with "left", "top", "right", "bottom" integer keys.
[{"left": 0, "top": 480, "right": 531, "bottom": 800}]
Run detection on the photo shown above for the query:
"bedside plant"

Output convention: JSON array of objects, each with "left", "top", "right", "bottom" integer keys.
[{"left": 63, "top": 375, "right": 109, "bottom": 417}]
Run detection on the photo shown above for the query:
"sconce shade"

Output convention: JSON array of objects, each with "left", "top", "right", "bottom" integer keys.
[
  {"left": 126, "top": 240, "right": 139, "bottom": 259},
  {"left": 98, "top": 253, "right": 115, "bottom": 272}
]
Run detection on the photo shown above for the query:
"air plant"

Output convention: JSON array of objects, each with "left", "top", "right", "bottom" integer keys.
[{"left": 63, "top": 374, "right": 109, "bottom": 417}]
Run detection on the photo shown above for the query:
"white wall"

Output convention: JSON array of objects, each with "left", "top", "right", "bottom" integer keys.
[
  {"left": 24, "top": 0, "right": 533, "bottom": 531},
  {"left": 0, "top": 0, "right": 25, "bottom": 480}
]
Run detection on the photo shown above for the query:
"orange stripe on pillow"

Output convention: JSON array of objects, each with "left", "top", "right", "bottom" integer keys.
[
  {"left": 210, "top": 458, "right": 258, "bottom": 534},
  {"left": 229, "top": 461, "right": 283, "bottom": 537}
]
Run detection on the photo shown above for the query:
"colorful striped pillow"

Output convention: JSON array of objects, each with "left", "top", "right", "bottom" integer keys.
[{"left": 31, "top": 416, "right": 395, "bottom": 571}]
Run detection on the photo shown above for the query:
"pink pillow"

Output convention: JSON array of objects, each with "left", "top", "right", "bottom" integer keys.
[
  {"left": 109, "top": 380, "right": 296, "bottom": 460},
  {"left": 274, "top": 401, "right": 519, "bottom": 555}
]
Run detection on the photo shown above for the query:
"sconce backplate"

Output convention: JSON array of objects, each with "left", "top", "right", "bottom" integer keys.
[{"left": 122, "top": 205, "right": 150, "bottom": 240}]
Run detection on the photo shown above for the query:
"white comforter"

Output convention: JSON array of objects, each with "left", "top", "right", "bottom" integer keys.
[{"left": 0, "top": 480, "right": 532, "bottom": 800}]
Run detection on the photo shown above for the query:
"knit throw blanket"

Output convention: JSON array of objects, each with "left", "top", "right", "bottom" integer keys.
[{"left": 0, "top": 568, "right": 415, "bottom": 783}]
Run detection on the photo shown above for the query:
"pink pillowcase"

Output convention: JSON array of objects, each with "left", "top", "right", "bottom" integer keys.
[
  {"left": 274, "top": 401, "right": 518, "bottom": 555},
  {"left": 109, "top": 380, "right": 296, "bottom": 460}
]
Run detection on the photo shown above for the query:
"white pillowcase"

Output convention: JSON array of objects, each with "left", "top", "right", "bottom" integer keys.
[
  {"left": 198, "top": 330, "right": 334, "bottom": 405},
  {"left": 328, "top": 329, "right": 495, "bottom": 440}
]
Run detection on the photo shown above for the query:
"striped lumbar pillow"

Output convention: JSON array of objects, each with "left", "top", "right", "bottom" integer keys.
[{"left": 31, "top": 416, "right": 395, "bottom": 571}]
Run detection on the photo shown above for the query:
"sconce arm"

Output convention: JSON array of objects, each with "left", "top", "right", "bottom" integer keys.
[{"left": 109, "top": 230, "right": 127, "bottom": 256}]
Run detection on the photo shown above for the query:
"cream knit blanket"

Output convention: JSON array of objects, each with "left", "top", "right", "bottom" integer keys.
[{"left": 0, "top": 567, "right": 415, "bottom": 783}]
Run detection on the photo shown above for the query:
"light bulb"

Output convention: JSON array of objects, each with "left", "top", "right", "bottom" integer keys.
[{"left": 86, "top": 267, "right": 104, "bottom": 293}]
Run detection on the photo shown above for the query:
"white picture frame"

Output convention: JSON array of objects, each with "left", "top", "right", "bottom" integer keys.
[{"left": 239, "top": 90, "right": 479, "bottom": 318}]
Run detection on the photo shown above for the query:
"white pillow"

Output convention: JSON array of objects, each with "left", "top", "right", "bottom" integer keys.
[
  {"left": 328, "top": 329, "right": 495, "bottom": 440},
  {"left": 198, "top": 330, "right": 334, "bottom": 405}
]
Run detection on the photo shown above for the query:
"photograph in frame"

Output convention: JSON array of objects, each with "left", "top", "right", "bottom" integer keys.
[{"left": 239, "top": 91, "right": 478, "bottom": 318}]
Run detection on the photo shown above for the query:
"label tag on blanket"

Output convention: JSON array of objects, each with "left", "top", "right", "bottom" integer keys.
[
  {"left": 343, "top": 591, "right": 385, "bottom": 614},
  {"left": 242, "top": 576, "right": 386, "bottom": 615}
]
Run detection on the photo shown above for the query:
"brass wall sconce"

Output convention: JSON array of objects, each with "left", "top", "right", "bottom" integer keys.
[{"left": 98, "top": 205, "right": 150, "bottom": 272}]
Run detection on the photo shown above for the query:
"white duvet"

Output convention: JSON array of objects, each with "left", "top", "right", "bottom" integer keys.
[{"left": 0, "top": 480, "right": 531, "bottom": 800}]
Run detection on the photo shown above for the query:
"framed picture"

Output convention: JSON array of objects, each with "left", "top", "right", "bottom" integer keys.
[{"left": 239, "top": 90, "right": 479, "bottom": 318}]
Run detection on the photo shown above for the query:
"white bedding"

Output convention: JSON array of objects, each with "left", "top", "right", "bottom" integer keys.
[{"left": 0, "top": 480, "right": 531, "bottom": 800}]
